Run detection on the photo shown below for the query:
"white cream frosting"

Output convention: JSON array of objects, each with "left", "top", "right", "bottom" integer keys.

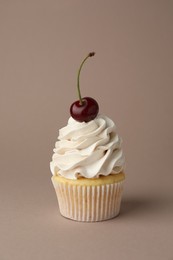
[{"left": 50, "top": 115, "right": 125, "bottom": 179}]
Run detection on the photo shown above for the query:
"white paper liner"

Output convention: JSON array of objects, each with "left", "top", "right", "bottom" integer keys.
[{"left": 52, "top": 180, "right": 124, "bottom": 222}]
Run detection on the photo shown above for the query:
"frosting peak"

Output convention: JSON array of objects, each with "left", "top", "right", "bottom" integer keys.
[{"left": 50, "top": 115, "right": 125, "bottom": 179}]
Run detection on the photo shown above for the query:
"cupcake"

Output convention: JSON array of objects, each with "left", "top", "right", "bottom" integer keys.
[{"left": 50, "top": 52, "right": 125, "bottom": 222}]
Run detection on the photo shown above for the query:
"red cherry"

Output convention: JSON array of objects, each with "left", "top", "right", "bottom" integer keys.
[
  {"left": 70, "top": 52, "right": 99, "bottom": 123},
  {"left": 70, "top": 97, "right": 99, "bottom": 122}
]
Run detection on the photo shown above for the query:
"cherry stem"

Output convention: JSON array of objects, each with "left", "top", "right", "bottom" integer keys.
[{"left": 77, "top": 52, "right": 95, "bottom": 105}]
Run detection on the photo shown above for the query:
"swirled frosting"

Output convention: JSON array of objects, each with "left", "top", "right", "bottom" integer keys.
[{"left": 50, "top": 115, "right": 125, "bottom": 179}]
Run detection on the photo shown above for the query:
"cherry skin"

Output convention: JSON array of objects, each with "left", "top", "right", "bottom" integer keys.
[{"left": 70, "top": 97, "right": 99, "bottom": 122}]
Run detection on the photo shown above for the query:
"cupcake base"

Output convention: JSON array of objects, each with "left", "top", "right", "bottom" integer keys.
[{"left": 51, "top": 172, "right": 125, "bottom": 222}]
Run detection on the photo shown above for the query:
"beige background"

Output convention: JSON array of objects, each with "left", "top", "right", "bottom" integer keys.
[{"left": 0, "top": 0, "right": 173, "bottom": 259}]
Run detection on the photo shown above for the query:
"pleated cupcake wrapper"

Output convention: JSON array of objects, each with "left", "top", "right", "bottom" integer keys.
[{"left": 52, "top": 180, "right": 124, "bottom": 222}]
